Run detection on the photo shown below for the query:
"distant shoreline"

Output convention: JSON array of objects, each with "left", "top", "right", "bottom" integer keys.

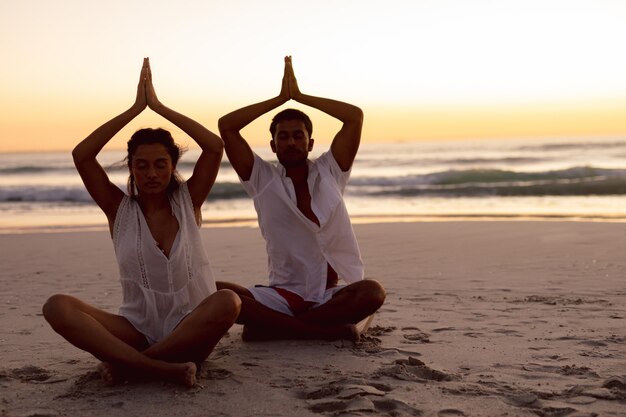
[{"left": 2, "top": 212, "right": 626, "bottom": 235}]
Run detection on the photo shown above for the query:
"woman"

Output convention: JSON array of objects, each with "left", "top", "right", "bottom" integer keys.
[{"left": 42, "top": 58, "right": 240, "bottom": 387}]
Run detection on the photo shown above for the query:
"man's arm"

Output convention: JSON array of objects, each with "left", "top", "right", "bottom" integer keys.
[
  {"left": 218, "top": 61, "right": 291, "bottom": 181},
  {"left": 286, "top": 57, "right": 363, "bottom": 171}
]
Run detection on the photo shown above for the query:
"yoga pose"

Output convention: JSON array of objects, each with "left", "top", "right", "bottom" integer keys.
[
  {"left": 42, "top": 58, "right": 240, "bottom": 387},
  {"left": 217, "top": 56, "right": 385, "bottom": 341}
]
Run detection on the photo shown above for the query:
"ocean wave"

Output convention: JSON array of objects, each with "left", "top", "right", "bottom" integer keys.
[
  {"left": 349, "top": 166, "right": 626, "bottom": 197},
  {"left": 0, "top": 165, "right": 75, "bottom": 175},
  {"left": 0, "top": 181, "right": 247, "bottom": 203},
  {"left": 2, "top": 166, "right": 626, "bottom": 203},
  {"left": 0, "top": 185, "right": 91, "bottom": 203},
  {"left": 516, "top": 139, "right": 626, "bottom": 152},
  {"left": 0, "top": 158, "right": 232, "bottom": 176}
]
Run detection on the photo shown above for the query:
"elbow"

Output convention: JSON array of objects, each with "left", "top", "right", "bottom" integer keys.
[
  {"left": 215, "top": 136, "right": 225, "bottom": 155},
  {"left": 71, "top": 145, "right": 84, "bottom": 165},
  {"left": 342, "top": 105, "right": 363, "bottom": 127},
  {"left": 217, "top": 117, "right": 232, "bottom": 136},
  {"left": 351, "top": 106, "right": 364, "bottom": 125},
  {"left": 71, "top": 142, "right": 96, "bottom": 167}
]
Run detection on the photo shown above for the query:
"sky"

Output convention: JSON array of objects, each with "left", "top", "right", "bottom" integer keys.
[{"left": 1, "top": 0, "right": 625, "bottom": 153}]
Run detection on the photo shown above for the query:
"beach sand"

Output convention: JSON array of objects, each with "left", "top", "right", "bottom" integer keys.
[{"left": 1, "top": 221, "right": 625, "bottom": 417}]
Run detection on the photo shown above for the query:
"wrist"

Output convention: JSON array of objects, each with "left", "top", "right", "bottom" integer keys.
[
  {"left": 129, "top": 103, "right": 145, "bottom": 115},
  {"left": 149, "top": 101, "right": 166, "bottom": 113}
]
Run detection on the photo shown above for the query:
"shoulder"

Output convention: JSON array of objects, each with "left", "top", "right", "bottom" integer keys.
[
  {"left": 315, "top": 151, "right": 349, "bottom": 177},
  {"left": 112, "top": 194, "right": 133, "bottom": 243},
  {"left": 244, "top": 153, "right": 278, "bottom": 184},
  {"left": 172, "top": 182, "right": 203, "bottom": 226}
]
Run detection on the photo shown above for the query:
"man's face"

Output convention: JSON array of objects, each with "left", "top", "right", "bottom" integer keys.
[
  {"left": 271, "top": 119, "right": 314, "bottom": 168},
  {"left": 130, "top": 143, "right": 174, "bottom": 195}
]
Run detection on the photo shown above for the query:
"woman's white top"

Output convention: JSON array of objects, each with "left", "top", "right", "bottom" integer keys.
[{"left": 112, "top": 182, "right": 216, "bottom": 344}]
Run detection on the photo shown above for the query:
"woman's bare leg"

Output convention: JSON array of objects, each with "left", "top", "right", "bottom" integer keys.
[
  {"left": 42, "top": 294, "right": 196, "bottom": 386},
  {"left": 142, "top": 289, "right": 241, "bottom": 364}
]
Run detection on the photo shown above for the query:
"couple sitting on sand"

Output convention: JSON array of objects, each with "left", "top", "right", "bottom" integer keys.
[{"left": 42, "top": 57, "right": 386, "bottom": 387}]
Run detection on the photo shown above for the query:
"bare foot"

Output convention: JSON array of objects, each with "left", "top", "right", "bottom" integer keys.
[
  {"left": 177, "top": 362, "right": 197, "bottom": 387},
  {"left": 331, "top": 323, "right": 360, "bottom": 343},
  {"left": 98, "top": 361, "right": 196, "bottom": 387},
  {"left": 97, "top": 362, "right": 118, "bottom": 386},
  {"left": 355, "top": 314, "right": 374, "bottom": 336}
]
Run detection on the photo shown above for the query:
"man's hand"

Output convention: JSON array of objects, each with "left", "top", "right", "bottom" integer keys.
[
  {"left": 285, "top": 55, "right": 302, "bottom": 101},
  {"left": 280, "top": 56, "right": 291, "bottom": 102}
]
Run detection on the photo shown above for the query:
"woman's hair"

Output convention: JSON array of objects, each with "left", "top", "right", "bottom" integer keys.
[{"left": 125, "top": 128, "right": 186, "bottom": 198}]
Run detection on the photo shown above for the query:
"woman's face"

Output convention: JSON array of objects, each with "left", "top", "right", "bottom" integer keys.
[{"left": 130, "top": 143, "right": 175, "bottom": 196}]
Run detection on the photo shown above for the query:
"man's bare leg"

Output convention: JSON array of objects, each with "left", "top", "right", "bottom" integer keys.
[
  {"left": 216, "top": 281, "right": 358, "bottom": 342},
  {"left": 297, "top": 279, "right": 386, "bottom": 327}
]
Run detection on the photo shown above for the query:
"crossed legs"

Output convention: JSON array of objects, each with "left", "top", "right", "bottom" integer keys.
[
  {"left": 216, "top": 279, "right": 385, "bottom": 342},
  {"left": 42, "top": 289, "right": 240, "bottom": 387}
]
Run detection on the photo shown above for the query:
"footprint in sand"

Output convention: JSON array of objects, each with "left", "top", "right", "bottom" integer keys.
[
  {"left": 375, "top": 356, "right": 458, "bottom": 382},
  {"left": 438, "top": 409, "right": 466, "bottom": 416},
  {"left": 10, "top": 365, "right": 53, "bottom": 382},
  {"left": 198, "top": 366, "right": 232, "bottom": 381},
  {"left": 302, "top": 378, "right": 421, "bottom": 416},
  {"left": 603, "top": 376, "right": 626, "bottom": 391},
  {"left": 308, "top": 396, "right": 422, "bottom": 416},
  {"left": 402, "top": 326, "right": 430, "bottom": 343},
  {"left": 366, "top": 325, "right": 396, "bottom": 336},
  {"left": 431, "top": 327, "right": 457, "bottom": 333}
]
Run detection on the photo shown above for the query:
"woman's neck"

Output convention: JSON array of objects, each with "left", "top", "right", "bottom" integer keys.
[{"left": 137, "top": 193, "right": 171, "bottom": 214}]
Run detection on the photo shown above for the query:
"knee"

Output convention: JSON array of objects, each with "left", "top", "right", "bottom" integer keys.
[
  {"left": 42, "top": 294, "right": 75, "bottom": 327},
  {"left": 208, "top": 289, "right": 242, "bottom": 325},
  {"left": 361, "top": 279, "right": 386, "bottom": 310}
]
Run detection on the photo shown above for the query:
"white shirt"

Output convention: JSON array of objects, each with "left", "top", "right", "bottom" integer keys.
[
  {"left": 241, "top": 151, "right": 364, "bottom": 302},
  {"left": 113, "top": 182, "right": 216, "bottom": 344}
]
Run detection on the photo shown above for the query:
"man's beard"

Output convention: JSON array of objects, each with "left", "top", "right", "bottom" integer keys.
[{"left": 277, "top": 150, "right": 308, "bottom": 168}]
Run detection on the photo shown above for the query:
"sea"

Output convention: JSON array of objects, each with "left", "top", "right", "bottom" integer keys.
[{"left": 2, "top": 137, "right": 626, "bottom": 233}]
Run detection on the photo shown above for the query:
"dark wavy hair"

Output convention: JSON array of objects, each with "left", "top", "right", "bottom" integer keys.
[
  {"left": 125, "top": 128, "right": 185, "bottom": 198},
  {"left": 269, "top": 108, "right": 313, "bottom": 138}
]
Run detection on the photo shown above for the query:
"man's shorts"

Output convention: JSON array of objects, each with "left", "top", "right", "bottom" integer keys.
[{"left": 248, "top": 285, "right": 345, "bottom": 316}]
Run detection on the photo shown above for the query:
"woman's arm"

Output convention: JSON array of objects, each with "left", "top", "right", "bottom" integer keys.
[
  {"left": 72, "top": 58, "right": 149, "bottom": 223},
  {"left": 144, "top": 59, "right": 224, "bottom": 211}
]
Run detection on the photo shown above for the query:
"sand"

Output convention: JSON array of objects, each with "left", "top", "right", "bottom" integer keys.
[{"left": 1, "top": 221, "right": 625, "bottom": 417}]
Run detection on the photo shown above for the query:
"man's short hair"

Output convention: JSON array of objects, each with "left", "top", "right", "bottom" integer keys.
[{"left": 270, "top": 109, "right": 313, "bottom": 138}]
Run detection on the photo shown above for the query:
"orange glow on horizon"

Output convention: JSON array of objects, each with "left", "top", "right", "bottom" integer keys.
[{"left": 1, "top": 99, "right": 625, "bottom": 153}]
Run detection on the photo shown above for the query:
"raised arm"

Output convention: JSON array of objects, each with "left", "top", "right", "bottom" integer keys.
[
  {"left": 286, "top": 56, "right": 363, "bottom": 171},
  {"left": 144, "top": 59, "right": 223, "bottom": 211},
  {"left": 72, "top": 58, "right": 148, "bottom": 224},
  {"left": 218, "top": 61, "right": 291, "bottom": 180}
]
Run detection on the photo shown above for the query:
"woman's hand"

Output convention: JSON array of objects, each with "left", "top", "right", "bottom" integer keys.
[
  {"left": 145, "top": 58, "right": 163, "bottom": 111},
  {"left": 133, "top": 58, "right": 148, "bottom": 112}
]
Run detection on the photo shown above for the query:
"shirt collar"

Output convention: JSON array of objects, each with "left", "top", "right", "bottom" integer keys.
[{"left": 277, "top": 158, "right": 316, "bottom": 179}]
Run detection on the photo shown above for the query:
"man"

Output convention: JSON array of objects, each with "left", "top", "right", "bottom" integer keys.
[{"left": 217, "top": 56, "right": 385, "bottom": 341}]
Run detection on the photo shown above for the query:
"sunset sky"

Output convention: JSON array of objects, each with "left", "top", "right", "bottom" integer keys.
[{"left": 1, "top": 0, "right": 625, "bottom": 153}]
